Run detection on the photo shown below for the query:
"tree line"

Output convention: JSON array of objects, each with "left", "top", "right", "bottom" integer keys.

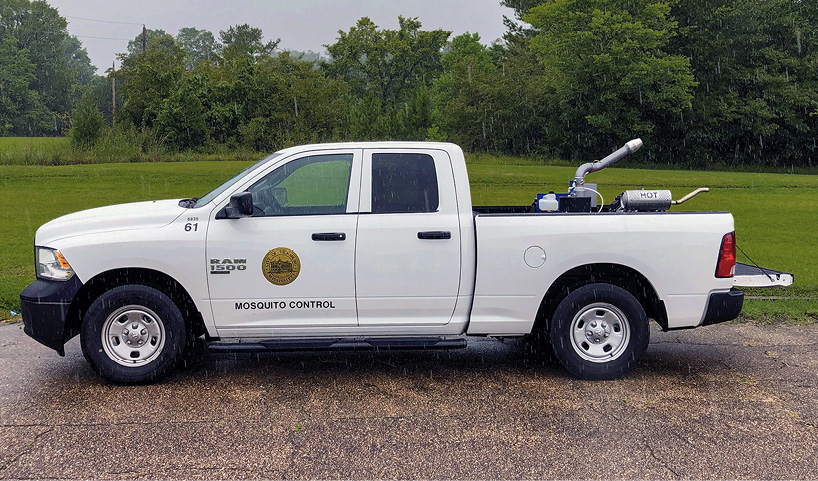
[{"left": 2, "top": 0, "right": 817, "bottom": 167}]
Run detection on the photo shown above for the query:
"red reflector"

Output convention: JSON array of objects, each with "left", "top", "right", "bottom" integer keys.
[{"left": 716, "top": 232, "right": 736, "bottom": 278}]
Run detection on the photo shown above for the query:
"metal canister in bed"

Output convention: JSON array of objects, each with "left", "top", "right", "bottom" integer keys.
[{"left": 620, "top": 190, "right": 673, "bottom": 212}]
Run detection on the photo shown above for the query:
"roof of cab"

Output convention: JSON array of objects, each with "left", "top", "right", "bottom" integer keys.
[{"left": 275, "top": 141, "right": 462, "bottom": 155}]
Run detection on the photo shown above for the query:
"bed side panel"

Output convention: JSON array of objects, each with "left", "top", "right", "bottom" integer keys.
[{"left": 468, "top": 213, "right": 735, "bottom": 334}]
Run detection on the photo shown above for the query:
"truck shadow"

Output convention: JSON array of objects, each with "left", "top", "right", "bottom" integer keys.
[
  {"left": 171, "top": 336, "right": 715, "bottom": 384},
  {"left": 20, "top": 334, "right": 724, "bottom": 396},
  {"left": 182, "top": 336, "right": 545, "bottom": 367},
  {"left": 13, "top": 334, "right": 733, "bottom": 433}
]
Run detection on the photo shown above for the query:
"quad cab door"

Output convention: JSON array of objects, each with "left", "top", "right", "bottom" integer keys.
[
  {"left": 355, "top": 148, "right": 462, "bottom": 326},
  {"left": 206, "top": 149, "right": 362, "bottom": 335}
]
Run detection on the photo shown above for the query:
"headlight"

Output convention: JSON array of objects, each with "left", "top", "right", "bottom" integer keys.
[{"left": 36, "top": 247, "right": 74, "bottom": 281}]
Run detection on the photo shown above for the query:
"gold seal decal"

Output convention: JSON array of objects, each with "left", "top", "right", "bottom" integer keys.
[{"left": 261, "top": 247, "right": 301, "bottom": 286}]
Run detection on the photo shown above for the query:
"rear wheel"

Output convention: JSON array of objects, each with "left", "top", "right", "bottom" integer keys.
[
  {"left": 81, "top": 285, "right": 187, "bottom": 384},
  {"left": 549, "top": 283, "right": 649, "bottom": 380}
]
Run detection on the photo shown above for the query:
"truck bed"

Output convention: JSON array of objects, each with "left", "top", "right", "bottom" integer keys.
[
  {"left": 473, "top": 205, "right": 534, "bottom": 214},
  {"left": 467, "top": 210, "right": 737, "bottom": 332}
]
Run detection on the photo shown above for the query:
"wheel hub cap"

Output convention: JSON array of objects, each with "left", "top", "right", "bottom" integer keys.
[
  {"left": 101, "top": 305, "right": 166, "bottom": 367},
  {"left": 570, "top": 303, "right": 631, "bottom": 363}
]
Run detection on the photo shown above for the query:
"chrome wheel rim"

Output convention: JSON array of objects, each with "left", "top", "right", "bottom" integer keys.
[
  {"left": 101, "top": 305, "right": 165, "bottom": 367},
  {"left": 570, "top": 302, "right": 630, "bottom": 363}
]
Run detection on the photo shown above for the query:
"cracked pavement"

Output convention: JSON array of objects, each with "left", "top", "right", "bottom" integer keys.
[{"left": 0, "top": 321, "right": 817, "bottom": 479}]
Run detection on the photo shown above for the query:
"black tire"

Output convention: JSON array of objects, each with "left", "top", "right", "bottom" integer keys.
[
  {"left": 549, "top": 283, "right": 649, "bottom": 380},
  {"left": 81, "top": 285, "right": 188, "bottom": 384}
]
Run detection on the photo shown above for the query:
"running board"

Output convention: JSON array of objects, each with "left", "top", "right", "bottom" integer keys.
[{"left": 207, "top": 337, "right": 468, "bottom": 353}]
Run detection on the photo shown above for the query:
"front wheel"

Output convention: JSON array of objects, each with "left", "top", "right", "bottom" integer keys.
[
  {"left": 549, "top": 283, "right": 649, "bottom": 380},
  {"left": 81, "top": 285, "right": 187, "bottom": 384}
]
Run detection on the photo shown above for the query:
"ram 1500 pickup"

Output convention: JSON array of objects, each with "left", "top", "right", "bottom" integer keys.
[{"left": 20, "top": 140, "right": 792, "bottom": 384}]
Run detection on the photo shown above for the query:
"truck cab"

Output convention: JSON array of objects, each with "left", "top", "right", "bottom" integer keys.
[{"left": 203, "top": 144, "right": 474, "bottom": 335}]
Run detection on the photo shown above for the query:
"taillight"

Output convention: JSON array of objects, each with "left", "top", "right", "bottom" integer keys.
[{"left": 715, "top": 232, "right": 736, "bottom": 278}]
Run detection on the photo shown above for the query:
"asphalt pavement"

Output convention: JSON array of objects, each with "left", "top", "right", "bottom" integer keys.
[{"left": 0, "top": 321, "right": 816, "bottom": 479}]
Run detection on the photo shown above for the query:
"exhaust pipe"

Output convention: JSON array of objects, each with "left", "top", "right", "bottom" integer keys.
[
  {"left": 672, "top": 187, "right": 710, "bottom": 205},
  {"left": 572, "top": 138, "right": 643, "bottom": 193}
]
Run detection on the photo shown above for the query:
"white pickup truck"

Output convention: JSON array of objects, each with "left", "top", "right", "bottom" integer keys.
[{"left": 20, "top": 140, "right": 792, "bottom": 384}]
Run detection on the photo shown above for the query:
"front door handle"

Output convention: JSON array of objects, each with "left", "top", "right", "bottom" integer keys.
[
  {"left": 312, "top": 232, "right": 346, "bottom": 241},
  {"left": 417, "top": 231, "right": 451, "bottom": 240}
]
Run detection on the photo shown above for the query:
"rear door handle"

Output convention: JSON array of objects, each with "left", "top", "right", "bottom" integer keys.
[
  {"left": 417, "top": 231, "right": 451, "bottom": 240},
  {"left": 312, "top": 232, "right": 346, "bottom": 241}
]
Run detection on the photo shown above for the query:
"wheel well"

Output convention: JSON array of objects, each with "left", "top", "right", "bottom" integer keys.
[
  {"left": 533, "top": 263, "right": 668, "bottom": 334},
  {"left": 65, "top": 268, "right": 207, "bottom": 341}
]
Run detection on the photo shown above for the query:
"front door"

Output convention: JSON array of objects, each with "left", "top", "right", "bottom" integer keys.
[
  {"left": 206, "top": 149, "right": 362, "bottom": 335},
  {"left": 355, "top": 149, "right": 462, "bottom": 326}
]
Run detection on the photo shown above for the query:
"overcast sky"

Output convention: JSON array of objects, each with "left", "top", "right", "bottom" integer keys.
[{"left": 47, "top": 0, "right": 514, "bottom": 73}]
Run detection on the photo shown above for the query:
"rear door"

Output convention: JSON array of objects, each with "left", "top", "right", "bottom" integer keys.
[{"left": 355, "top": 149, "right": 462, "bottom": 326}]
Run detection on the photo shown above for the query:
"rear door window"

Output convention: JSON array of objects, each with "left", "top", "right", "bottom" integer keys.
[{"left": 371, "top": 153, "right": 439, "bottom": 213}]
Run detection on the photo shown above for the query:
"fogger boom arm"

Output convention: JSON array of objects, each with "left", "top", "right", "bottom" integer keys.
[
  {"left": 548, "top": 139, "right": 710, "bottom": 212},
  {"left": 573, "top": 138, "right": 643, "bottom": 189}
]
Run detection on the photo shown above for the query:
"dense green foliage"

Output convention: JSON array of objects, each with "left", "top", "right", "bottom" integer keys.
[
  {"left": 526, "top": 0, "right": 696, "bottom": 157},
  {"left": 1, "top": 159, "right": 816, "bottom": 320},
  {"left": 433, "top": 33, "right": 550, "bottom": 154},
  {"left": 665, "top": 0, "right": 818, "bottom": 166},
  {"left": 0, "top": 0, "right": 95, "bottom": 135},
  {"left": 0, "top": 34, "right": 42, "bottom": 134},
  {"left": 176, "top": 27, "right": 217, "bottom": 70},
  {"left": 68, "top": 94, "right": 104, "bottom": 148},
  {"left": 2, "top": 0, "right": 818, "bottom": 167},
  {"left": 324, "top": 16, "right": 449, "bottom": 140},
  {"left": 502, "top": 0, "right": 818, "bottom": 165}
]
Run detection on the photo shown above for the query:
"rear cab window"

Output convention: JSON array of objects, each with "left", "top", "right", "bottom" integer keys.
[{"left": 371, "top": 153, "right": 439, "bottom": 213}]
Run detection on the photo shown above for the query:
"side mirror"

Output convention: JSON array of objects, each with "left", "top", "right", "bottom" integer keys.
[{"left": 218, "top": 192, "right": 254, "bottom": 219}]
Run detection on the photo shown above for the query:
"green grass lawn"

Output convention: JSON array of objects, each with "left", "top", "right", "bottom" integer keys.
[
  {"left": 0, "top": 136, "right": 266, "bottom": 165},
  {"left": 0, "top": 137, "right": 71, "bottom": 165},
  {"left": 1, "top": 157, "right": 816, "bottom": 321}
]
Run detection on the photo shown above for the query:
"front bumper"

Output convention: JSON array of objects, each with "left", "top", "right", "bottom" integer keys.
[
  {"left": 701, "top": 288, "right": 744, "bottom": 326},
  {"left": 20, "top": 276, "right": 83, "bottom": 356}
]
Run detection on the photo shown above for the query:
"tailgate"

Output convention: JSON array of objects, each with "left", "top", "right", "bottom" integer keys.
[{"left": 733, "top": 262, "right": 794, "bottom": 288}]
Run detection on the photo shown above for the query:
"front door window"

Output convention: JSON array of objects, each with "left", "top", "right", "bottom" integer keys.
[{"left": 248, "top": 154, "right": 353, "bottom": 217}]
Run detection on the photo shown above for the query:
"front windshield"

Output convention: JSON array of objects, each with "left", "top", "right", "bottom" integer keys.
[{"left": 193, "top": 152, "right": 283, "bottom": 208}]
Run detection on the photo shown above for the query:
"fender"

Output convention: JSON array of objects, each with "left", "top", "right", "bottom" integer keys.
[{"left": 48, "top": 218, "right": 218, "bottom": 337}]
